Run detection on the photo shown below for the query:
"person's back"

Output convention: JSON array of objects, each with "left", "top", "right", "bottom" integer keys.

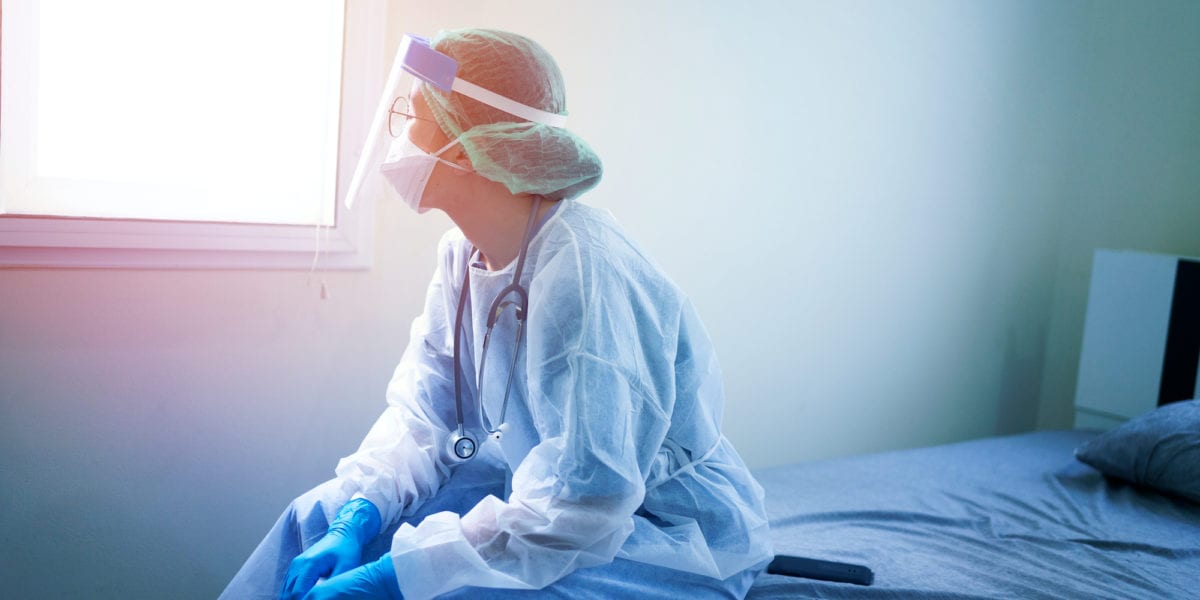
[
  {"left": 426, "top": 198, "right": 771, "bottom": 583},
  {"left": 524, "top": 200, "right": 773, "bottom": 578}
]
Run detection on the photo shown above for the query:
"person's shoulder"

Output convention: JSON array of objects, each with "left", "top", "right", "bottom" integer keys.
[
  {"left": 434, "top": 227, "right": 473, "bottom": 279},
  {"left": 553, "top": 200, "right": 632, "bottom": 260},
  {"left": 552, "top": 199, "right": 686, "bottom": 299},
  {"left": 435, "top": 227, "right": 473, "bottom": 259},
  {"left": 436, "top": 227, "right": 468, "bottom": 250},
  {"left": 568, "top": 201, "right": 669, "bottom": 265},
  {"left": 537, "top": 200, "right": 619, "bottom": 273}
]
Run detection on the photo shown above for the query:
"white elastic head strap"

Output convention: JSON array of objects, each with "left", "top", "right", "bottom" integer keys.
[
  {"left": 397, "top": 33, "right": 568, "bottom": 128},
  {"left": 449, "top": 78, "right": 567, "bottom": 128}
]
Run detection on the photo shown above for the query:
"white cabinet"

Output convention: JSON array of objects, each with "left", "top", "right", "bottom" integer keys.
[{"left": 1074, "top": 249, "right": 1200, "bottom": 430}]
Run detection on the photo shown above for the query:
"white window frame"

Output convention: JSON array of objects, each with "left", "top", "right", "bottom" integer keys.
[{"left": 0, "top": 1, "right": 384, "bottom": 270}]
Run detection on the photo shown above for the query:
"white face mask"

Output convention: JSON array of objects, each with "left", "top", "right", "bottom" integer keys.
[{"left": 380, "top": 130, "right": 470, "bottom": 213}]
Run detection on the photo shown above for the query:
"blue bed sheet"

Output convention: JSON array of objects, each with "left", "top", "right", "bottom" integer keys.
[{"left": 747, "top": 430, "right": 1200, "bottom": 599}]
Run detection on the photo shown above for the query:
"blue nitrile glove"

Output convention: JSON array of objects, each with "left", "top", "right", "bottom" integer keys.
[
  {"left": 301, "top": 554, "right": 403, "bottom": 600},
  {"left": 280, "top": 498, "right": 383, "bottom": 600}
]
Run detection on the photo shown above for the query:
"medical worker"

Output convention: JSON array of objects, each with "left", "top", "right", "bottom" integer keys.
[{"left": 221, "top": 28, "right": 772, "bottom": 600}]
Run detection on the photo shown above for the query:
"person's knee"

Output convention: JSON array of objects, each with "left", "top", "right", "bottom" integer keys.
[{"left": 286, "top": 479, "right": 349, "bottom": 545}]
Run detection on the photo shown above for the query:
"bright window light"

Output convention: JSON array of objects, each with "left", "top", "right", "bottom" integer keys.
[{"left": 5, "top": 0, "right": 344, "bottom": 226}]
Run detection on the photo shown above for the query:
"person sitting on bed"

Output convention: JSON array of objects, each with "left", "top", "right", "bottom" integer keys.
[{"left": 221, "top": 28, "right": 772, "bottom": 600}]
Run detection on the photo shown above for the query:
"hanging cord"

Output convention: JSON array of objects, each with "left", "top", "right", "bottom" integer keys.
[{"left": 307, "top": 214, "right": 332, "bottom": 300}]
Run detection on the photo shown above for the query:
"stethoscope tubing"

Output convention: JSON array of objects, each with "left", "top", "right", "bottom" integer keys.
[{"left": 450, "top": 197, "right": 543, "bottom": 459}]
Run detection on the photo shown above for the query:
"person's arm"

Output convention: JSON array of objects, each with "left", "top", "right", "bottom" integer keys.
[
  {"left": 282, "top": 233, "right": 469, "bottom": 600},
  {"left": 333, "top": 231, "right": 466, "bottom": 530},
  {"left": 385, "top": 360, "right": 647, "bottom": 599},
  {"left": 384, "top": 248, "right": 657, "bottom": 600}
]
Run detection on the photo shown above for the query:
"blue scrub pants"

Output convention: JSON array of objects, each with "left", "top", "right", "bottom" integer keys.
[{"left": 221, "top": 456, "right": 766, "bottom": 599}]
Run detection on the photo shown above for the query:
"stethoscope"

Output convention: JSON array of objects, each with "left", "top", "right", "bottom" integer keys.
[{"left": 448, "top": 196, "right": 543, "bottom": 461}]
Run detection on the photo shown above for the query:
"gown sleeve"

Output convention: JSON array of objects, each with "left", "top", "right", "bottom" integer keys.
[
  {"left": 332, "top": 232, "right": 465, "bottom": 531},
  {"left": 385, "top": 243, "right": 656, "bottom": 600}
]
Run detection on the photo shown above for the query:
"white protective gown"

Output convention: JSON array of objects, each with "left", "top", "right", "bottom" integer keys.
[{"left": 334, "top": 198, "right": 772, "bottom": 599}]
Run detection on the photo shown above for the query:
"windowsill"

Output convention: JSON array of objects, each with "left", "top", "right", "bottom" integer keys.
[{"left": 0, "top": 205, "right": 374, "bottom": 270}]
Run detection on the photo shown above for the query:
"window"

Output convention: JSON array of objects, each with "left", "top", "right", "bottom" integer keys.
[{"left": 0, "top": 0, "right": 384, "bottom": 268}]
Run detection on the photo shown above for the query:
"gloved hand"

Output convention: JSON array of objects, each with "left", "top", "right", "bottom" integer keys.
[
  {"left": 280, "top": 498, "right": 383, "bottom": 600},
  {"left": 301, "top": 554, "right": 403, "bottom": 600}
]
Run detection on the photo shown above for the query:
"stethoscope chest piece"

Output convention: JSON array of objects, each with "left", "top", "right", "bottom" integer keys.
[{"left": 451, "top": 434, "right": 477, "bottom": 460}]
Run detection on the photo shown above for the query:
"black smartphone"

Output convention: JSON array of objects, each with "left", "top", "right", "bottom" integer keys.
[{"left": 766, "top": 554, "right": 874, "bottom": 586}]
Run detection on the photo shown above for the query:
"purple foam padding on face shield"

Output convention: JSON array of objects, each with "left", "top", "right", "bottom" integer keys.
[{"left": 398, "top": 34, "right": 458, "bottom": 92}]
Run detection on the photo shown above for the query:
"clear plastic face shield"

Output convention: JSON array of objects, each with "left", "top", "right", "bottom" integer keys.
[{"left": 344, "top": 33, "right": 568, "bottom": 210}]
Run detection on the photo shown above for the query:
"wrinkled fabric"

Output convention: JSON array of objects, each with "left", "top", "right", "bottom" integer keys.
[
  {"left": 333, "top": 198, "right": 772, "bottom": 599},
  {"left": 748, "top": 430, "right": 1200, "bottom": 599},
  {"left": 222, "top": 452, "right": 766, "bottom": 599}
]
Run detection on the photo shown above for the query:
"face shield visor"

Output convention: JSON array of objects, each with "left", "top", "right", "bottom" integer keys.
[{"left": 344, "top": 34, "right": 569, "bottom": 210}]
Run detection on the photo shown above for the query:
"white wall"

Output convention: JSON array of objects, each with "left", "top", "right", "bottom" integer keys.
[
  {"left": 1035, "top": 2, "right": 1200, "bottom": 428},
  {"left": 1, "top": 1, "right": 1197, "bottom": 598},
  {"left": 456, "top": 0, "right": 1082, "bottom": 462}
]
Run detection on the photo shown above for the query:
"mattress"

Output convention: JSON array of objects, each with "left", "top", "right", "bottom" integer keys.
[{"left": 747, "top": 430, "right": 1200, "bottom": 599}]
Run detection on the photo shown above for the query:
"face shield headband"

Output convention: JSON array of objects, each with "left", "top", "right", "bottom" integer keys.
[{"left": 345, "top": 33, "right": 568, "bottom": 209}]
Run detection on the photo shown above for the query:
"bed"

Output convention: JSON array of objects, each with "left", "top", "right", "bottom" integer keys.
[{"left": 746, "top": 428, "right": 1200, "bottom": 599}]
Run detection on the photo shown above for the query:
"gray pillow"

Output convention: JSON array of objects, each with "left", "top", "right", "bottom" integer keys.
[{"left": 1075, "top": 399, "right": 1200, "bottom": 504}]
